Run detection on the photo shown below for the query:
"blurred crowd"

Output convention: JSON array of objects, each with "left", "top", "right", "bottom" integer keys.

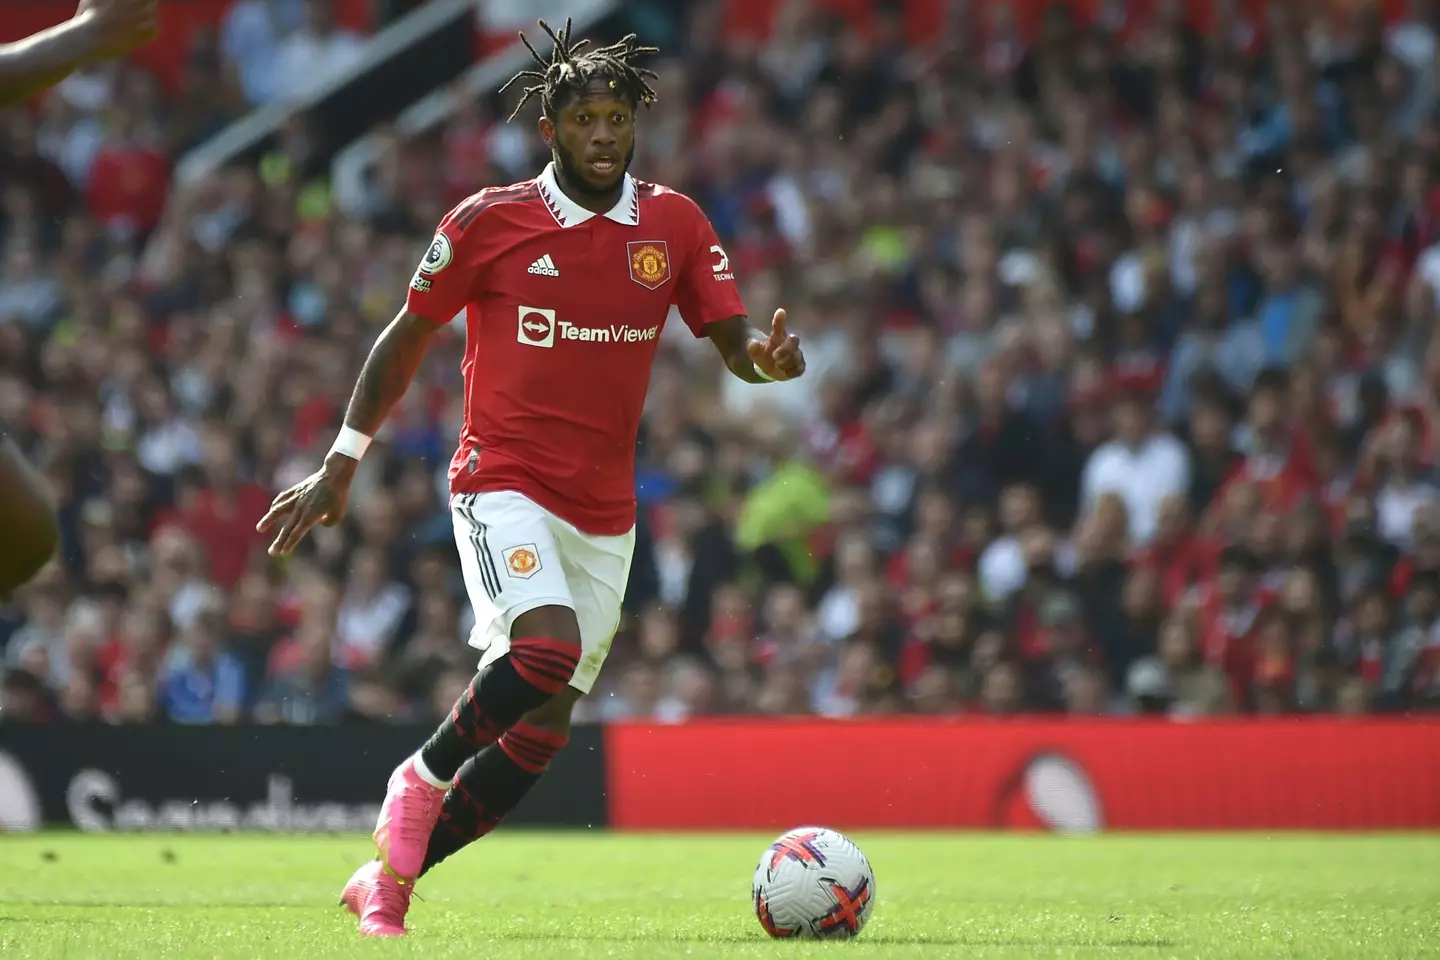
[{"left": 3, "top": 0, "right": 1440, "bottom": 727}]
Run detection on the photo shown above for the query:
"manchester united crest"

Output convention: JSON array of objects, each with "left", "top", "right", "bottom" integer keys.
[
  {"left": 502, "top": 544, "right": 541, "bottom": 579},
  {"left": 627, "top": 241, "right": 671, "bottom": 290}
]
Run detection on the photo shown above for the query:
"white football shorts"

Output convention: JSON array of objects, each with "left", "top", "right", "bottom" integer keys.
[{"left": 450, "top": 490, "right": 635, "bottom": 694}]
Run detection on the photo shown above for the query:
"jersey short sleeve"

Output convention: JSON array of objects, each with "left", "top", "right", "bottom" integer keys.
[
  {"left": 672, "top": 196, "right": 746, "bottom": 338},
  {"left": 406, "top": 199, "right": 483, "bottom": 324}
]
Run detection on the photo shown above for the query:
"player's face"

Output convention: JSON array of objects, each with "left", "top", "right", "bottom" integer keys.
[{"left": 546, "top": 89, "right": 636, "bottom": 196}]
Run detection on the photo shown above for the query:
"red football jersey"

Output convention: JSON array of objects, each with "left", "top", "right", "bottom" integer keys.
[{"left": 405, "top": 163, "right": 745, "bottom": 535}]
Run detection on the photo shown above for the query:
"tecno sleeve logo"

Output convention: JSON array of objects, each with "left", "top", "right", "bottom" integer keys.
[
  {"left": 517, "top": 306, "right": 556, "bottom": 348},
  {"left": 0, "top": 750, "right": 42, "bottom": 833}
]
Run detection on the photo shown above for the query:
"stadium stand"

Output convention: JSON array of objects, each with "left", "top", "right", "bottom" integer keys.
[{"left": 2, "top": 0, "right": 1440, "bottom": 727}]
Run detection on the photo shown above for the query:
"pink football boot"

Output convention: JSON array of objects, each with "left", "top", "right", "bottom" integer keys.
[
  {"left": 338, "top": 859, "right": 413, "bottom": 937},
  {"left": 338, "top": 860, "right": 375, "bottom": 918},
  {"left": 373, "top": 754, "right": 447, "bottom": 882}
]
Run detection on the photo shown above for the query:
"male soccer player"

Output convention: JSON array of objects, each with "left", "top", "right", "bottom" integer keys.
[
  {"left": 0, "top": 0, "right": 159, "bottom": 598},
  {"left": 256, "top": 20, "right": 805, "bottom": 937}
]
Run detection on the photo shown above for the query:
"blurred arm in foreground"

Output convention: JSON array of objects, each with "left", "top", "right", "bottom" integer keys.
[
  {"left": 0, "top": 0, "right": 158, "bottom": 109},
  {"left": 0, "top": 0, "right": 158, "bottom": 599}
]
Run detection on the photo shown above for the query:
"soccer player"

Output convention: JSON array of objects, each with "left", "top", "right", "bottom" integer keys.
[
  {"left": 0, "top": 0, "right": 159, "bottom": 598},
  {"left": 255, "top": 20, "right": 805, "bottom": 937}
]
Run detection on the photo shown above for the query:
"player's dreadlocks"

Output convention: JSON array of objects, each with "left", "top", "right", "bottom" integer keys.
[{"left": 499, "top": 18, "right": 660, "bottom": 123}]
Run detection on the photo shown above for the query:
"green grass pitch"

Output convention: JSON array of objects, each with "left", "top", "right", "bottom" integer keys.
[{"left": 0, "top": 832, "right": 1436, "bottom": 958}]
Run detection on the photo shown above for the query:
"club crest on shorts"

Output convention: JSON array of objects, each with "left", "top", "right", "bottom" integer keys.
[
  {"left": 627, "top": 241, "right": 671, "bottom": 290},
  {"left": 502, "top": 544, "right": 541, "bottom": 579}
]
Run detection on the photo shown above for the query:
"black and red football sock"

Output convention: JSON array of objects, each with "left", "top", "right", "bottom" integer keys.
[
  {"left": 418, "top": 722, "right": 568, "bottom": 876},
  {"left": 418, "top": 636, "right": 578, "bottom": 782}
]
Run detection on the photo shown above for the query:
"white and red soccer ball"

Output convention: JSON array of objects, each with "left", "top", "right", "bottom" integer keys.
[{"left": 752, "top": 826, "right": 876, "bottom": 939}]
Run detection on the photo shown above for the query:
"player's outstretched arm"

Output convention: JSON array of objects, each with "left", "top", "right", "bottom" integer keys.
[
  {"left": 335, "top": 309, "right": 442, "bottom": 439},
  {"left": 257, "top": 309, "right": 443, "bottom": 556},
  {"left": 0, "top": 433, "right": 60, "bottom": 601},
  {"left": 706, "top": 310, "right": 806, "bottom": 383},
  {"left": 0, "top": 0, "right": 159, "bottom": 109}
]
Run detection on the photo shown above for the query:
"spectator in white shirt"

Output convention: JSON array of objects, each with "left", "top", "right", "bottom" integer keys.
[
  {"left": 979, "top": 482, "right": 1040, "bottom": 604},
  {"left": 270, "top": 0, "right": 364, "bottom": 105},
  {"left": 334, "top": 547, "right": 412, "bottom": 669},
  {"left": 221, "top": 0, "right": 280, "bottom": 106},
  {"left": 1372, "top": 411, "right": 1440, "bottom": 551},
  {"left": 1080, "top": 390, "right": 1191, "bottom": 546}
]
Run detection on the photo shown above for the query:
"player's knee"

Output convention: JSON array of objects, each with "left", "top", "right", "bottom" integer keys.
[
  {"left": 508, "top": 605, "right": 583, "bottom": 696},
  {"left": 512, "top": 605, "right": 582, "bottom": 648}
]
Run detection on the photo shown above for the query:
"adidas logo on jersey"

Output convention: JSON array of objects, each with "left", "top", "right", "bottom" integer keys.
[{"left": 527, "top": 254, "right": 560, "bottom": 277}]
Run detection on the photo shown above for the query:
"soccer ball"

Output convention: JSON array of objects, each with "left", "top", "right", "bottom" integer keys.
[{"left": 752, "top": 826, "right": 876, "bottom": 939}]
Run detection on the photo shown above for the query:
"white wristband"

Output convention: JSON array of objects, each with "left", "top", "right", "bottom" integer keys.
[
  {"left": 329, "top": 425, "right": 372, "bottom": 462},
  {"left": 752, "top": 364, "right": 775, "bottom": 382}
]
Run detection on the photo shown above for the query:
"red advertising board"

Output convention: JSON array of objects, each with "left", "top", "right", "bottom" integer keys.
[
  {"left": 0, "top": 0, "right": 373, "bottom": 92},
  {"left": 605, "top": 719, "right": 1440, "bottom": 831}
]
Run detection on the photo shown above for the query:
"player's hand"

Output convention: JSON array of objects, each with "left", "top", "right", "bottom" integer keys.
[
  {"left": 747, "top": 308, "right": 806, "bottom": 382},
  {"left": 77, "top": 0, "right": 160, "bottom": 60},
  {"left": 256, "top": 457, "right": 356, "bottom": 557}
]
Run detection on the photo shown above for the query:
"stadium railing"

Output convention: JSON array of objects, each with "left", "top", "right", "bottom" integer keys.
[
  {"left": 173, "top": 0, "right": 482, "bottom": 188},
  {"left": 328, "top": 0, "right": 621, "bottom": 218}
]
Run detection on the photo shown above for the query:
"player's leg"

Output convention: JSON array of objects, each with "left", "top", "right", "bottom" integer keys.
[
  {"left": 344, "top": 630, "right": 582, "bottom": 933},
  {"left": 348, "top": 492, "right": 583, "bottom": 936},
  {"left": 417, "top": 519, "right": 635, "bottom": 877},
  {"left": 414, "top": 601, "right": 582, "bottom": 792},
  {"left": 382, "top": 492, "right": 581, "bottom": 876},
  {"left": 417, "top": 686, "right": 580, "bottom": 877},
  {"left": 0, "top": 430, "right": 59, "bottom": 598}
]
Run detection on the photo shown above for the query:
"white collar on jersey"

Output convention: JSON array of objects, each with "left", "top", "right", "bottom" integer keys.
[{"left": 536, "top": 161, "right": 639, "bottom": 228}]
